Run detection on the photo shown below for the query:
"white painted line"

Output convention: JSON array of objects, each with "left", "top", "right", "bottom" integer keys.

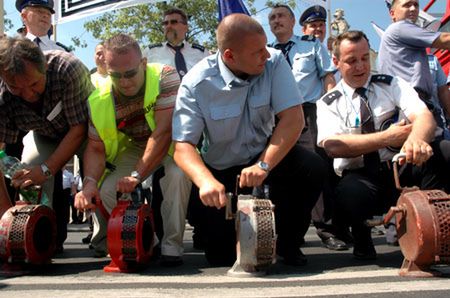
[
  {"left": 1, "top": 280, "right": 450, "bottom": 298},
  {"left": 4, "top": 269, "right": 400, "bottom": 285}
]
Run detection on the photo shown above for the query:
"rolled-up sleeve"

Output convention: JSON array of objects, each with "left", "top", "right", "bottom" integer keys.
[{"left": 172, "top": 83, "right": 205, "bottom": 145}]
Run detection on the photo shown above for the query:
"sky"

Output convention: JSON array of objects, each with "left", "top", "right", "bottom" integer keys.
[{"left": 2, "top": 0, "right": 446, "bottom": 70}]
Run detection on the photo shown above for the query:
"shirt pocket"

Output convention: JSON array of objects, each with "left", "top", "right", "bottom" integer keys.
[
  {"left": 248, "top": 94, "right": 273, "bottom": 129},
  {"left": 208, "top": 103, "right": 242, "bottom": 143},
  {"left": 292, "top": 52, "right": 315, "bottom": 74}
]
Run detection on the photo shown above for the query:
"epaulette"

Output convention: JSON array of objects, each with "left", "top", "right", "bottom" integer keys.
[
  {"left": 322, "top": 90, "right": 342, "bottom": 105},
  {"left": 370, "top": 74, "right": 393, "bottom": 85},
  {"left": 192, "top": 43, "right": 205, "bottom": 52},
  {"left": 147, "top": 43, "right": 163, "bottom": 49},
  {"left": 301, "top": 35, "right": 316, "bottom": 42},
  {"left": 56, "top": 42, "right": 72, "bottom": 53},
  {"left": 267, "top": 43, "right": 275, "bottom": 48}
]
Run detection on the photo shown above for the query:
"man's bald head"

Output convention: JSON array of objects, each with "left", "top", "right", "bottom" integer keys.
[{"left": 217, "top": 14, "right": 265, "bottom": 53}]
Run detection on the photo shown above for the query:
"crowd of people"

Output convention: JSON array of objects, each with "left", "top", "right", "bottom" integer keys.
[{"left": 0, "top": 0, "right": 449, "bottom": 269}]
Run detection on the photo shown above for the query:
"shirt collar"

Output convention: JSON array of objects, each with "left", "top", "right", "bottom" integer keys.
[
  {"left": 217, "top": 53, "right": 249, "bottom": 87},
  {"left": 340, "top": 78, "right": 370, "bottom": 98},
  {"left": 273, "top": 34, "right": 298, "bottom": 47},
  {"left": 26, "top": 32, "right": 51, "bottom": 46},
  {"left": 166, "top": 40, "right": 187, "bottom": 48}
]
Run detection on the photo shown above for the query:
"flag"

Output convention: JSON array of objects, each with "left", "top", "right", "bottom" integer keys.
[
  {"left": 371, "top": 21, "right": 385, "bottom": 38},
  {"left": 54, "top": 0, "right": 164, "bottom": 24},
  {"left": 417, "top": 10, "right": 441, "bottom": 32},
  {"left": 218, "top": 0, "right": 250, "bottom": 22}
]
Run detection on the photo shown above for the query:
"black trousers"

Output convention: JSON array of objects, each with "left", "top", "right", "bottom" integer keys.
[
  {"left": 333, "top": 140, "right": 448, "bottom": 244},
  {"left": 192, "top": 144, "right": 325, "bottom": 266},
  {"left": 299, "top": 102, "right": 341, "bottom": 239}
]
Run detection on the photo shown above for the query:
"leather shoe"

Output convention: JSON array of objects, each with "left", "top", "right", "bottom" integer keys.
[
  {"left": 160, "top": 255, "right": 183, "bottom": 267},
  {"left": 280, "top": 249, "right": 307, "bottom": 266},
  {"left": 322, "top": 236, "right": 348, "bottom": 251},
  {"left": 353, "top": 244, "right": 377, "bottom": 260}
]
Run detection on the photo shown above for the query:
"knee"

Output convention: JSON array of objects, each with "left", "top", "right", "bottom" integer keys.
[{"left": 164, "top": 164, "right": 191, "bottom": 185}]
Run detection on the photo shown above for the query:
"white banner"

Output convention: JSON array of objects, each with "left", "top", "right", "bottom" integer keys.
[{"left": 54, "top": 0, "right": 163, "bottom": 24}]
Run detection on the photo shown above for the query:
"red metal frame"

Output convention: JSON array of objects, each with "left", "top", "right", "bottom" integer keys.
[{"left": 424, "top": 0, "right": 450, "bottom": 75}]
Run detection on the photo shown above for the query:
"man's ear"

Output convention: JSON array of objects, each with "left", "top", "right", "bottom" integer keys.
[
  {"left": 389, "top": 8, "right": 396, "bottom": 22},
  {"left": 332, "top": 55, "right": 339, "bottom": 68},
  {"left": 222, "top": 48, "right": 234, "bottom": 64},
  {"left": 301, "top": 26, "right": 307, "bottom": 35}
]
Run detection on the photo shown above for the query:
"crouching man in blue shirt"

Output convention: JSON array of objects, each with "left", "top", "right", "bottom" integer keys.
[{"left": 172, "top": 14, "right": 325, "bottom": 267}]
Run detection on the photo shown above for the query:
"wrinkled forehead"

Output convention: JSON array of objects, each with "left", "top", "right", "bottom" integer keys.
[{"left": 269, "top": 7, "right": 293, "bottom": 19}]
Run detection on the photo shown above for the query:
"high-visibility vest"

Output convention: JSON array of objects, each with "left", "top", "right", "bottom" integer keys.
[{"left": 88, "top": 63, "right": 167, "bottom": 163}]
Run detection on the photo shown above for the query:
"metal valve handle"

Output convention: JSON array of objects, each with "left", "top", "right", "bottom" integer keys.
[{"left": 392, "top": 152, "right": 406, "bottom": 190}]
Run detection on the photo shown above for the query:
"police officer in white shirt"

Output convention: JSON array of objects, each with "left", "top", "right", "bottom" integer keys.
[
  {"left": 142, "top": 7, "right": 210, "bottom": 252},
  {"left": 317, "top": 30, "right": 449, "bottom": 260},
  {"left": 143, "top": 8, "right": 209, "bottom": 80},
  {"left": 16, "top": 0, "right": 71, "bottom": 52}
]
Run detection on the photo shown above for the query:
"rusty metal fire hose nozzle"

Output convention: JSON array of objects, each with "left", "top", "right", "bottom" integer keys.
[{"left": 365, "top": 205, "right": 407, "bottom": 227}]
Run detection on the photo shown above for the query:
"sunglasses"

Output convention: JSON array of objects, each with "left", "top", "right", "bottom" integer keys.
[
  {"left": 108, "top": 65, "right": 140, "bottom": 80},
  {"left": 162, "top": 19, "right": 185, "bottom": 26}
]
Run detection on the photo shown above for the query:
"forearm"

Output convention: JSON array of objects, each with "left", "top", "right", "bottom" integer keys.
[
  {"left": 82, "top": 140, "right": 106, "bottom": 184},
  {"left": 173, "top": 142, "right": 216, "bottom": 189},
  {"left": 323, "top": 131, "right": 393, "bottom": 158},
  {"left": 135, "top": 132, "right": 171, "bottom": 179},
  {"left": 258, "top": 106, "right": 303, "bottom": 169},
  {"left": 407, "top": 110, "right": 436, "bottom": 143},
  {"left": 432, "top": 33, "right": 450, "bottom": 50},
  {"left": 323, "top": 72, "right": 336, "bottom": 92},
  {"left": 45, "top": 123, "right": 87, "bottom": 175}
]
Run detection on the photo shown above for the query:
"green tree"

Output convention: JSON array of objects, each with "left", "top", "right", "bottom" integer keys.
[
  {"left": 74, "top": 0, "right": 298, "bottom": 50},
  {"left": 4, "top": 10, "right": 13, "bottom": 32},
  {"left": 77, "top": 0, "right": 252, "bottom": 50}
]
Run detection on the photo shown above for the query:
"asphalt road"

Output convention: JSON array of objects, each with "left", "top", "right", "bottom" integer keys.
[{"left": 0, "top": 223, "right": 449, "bottom": 297}]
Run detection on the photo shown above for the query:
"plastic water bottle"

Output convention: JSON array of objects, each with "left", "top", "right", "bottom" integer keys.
[
  {"left": 0, "top": 150, "right": 50, "bottom": 206},
  {"left": 0, "top": 150, "right": 24, "bottom": 179}
]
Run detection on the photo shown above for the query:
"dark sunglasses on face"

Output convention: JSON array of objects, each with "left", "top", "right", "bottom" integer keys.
[
  {"left": 108, "top": 66, "right": 140, "bottom": 80},
  {"left": 162, "top": 19, "right": 185, "bottom": 26}
]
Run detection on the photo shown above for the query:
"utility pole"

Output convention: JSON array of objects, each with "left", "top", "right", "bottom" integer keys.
[{"left": 0, "top": 0, "right": 4, "bottom": 35}]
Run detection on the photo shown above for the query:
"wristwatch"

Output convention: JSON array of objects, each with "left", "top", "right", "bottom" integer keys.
[
  {"left": 256, "top": 161, "right": 270, "bottom": 173},
  {"left": 40, "top": 163, "right": 52, "bottom": 179},
  {"left": 130, "top": 170, "right": 142, "bottom": 182}
]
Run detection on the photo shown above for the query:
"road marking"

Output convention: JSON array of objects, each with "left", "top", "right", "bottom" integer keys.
[
  {"left": 0, "top": 268, "right": 408, "bottom": 284},
  {"left": 1, "top": 279, "right": 450, "bottom": 297}
]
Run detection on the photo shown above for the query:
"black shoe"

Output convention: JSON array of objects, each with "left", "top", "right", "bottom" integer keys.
[
  {"left": 160, "top": 255, "right": 183, "bottom": 267},
  {"left": 279, "top": 249, "right": 307, "bottom": 266},
  {"left": 352, "top": 224, "right": 377, "bottom": 260},
  {"left": 54, "top": 245, "right": 64, "bottom": 255},
  {"left": 353, "top": 244, "right": 377, "bottom": 260},
  {"left": 82, "top": 232, "right": 92, "bottom": 244},
  {"left": 321, "top": 236, "right": 348, "bottom": 251},
  {"left": 192, "top": 235, "right": 206, "bottom": 250}
]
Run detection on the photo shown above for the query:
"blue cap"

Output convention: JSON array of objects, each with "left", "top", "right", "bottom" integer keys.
[
  {"left": 385, "top": 0, "right": 394, "bottom": 10},
  {"left": 300, "top": 5, "right": 327, "bottom": 26},
  {"left": 15, "top": 0, "right": 55, "bottom": 14}
]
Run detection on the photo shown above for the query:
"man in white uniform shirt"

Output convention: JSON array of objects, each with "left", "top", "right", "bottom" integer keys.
[
  {"left": 316, "top": 30, "right": 448, "bottom": 260},
  {"left": 143, "top": 7, "right": 209, "bottom": 250},
  {"left": 143, "top": 8, "right": 209, "bottom": 79},
  {"left": 16, "top": 0, "right": 71, "bottom": 52}
]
